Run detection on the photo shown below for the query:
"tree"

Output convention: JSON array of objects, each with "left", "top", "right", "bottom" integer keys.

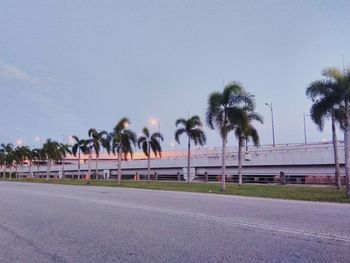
[
  {"left": 31, "top": 148, "right": 44, "bottom": 178},
  {"left": 138, "top": 127, "right": 164, "bottom": 181},
  {"left": 0, "top": 147, "right": 6, "bottom": 179},
  {"left": 175, "top": 116, "right": 206, "bottom": 183},
  {"left": 13, "top": 146, "right": 30, "bottom": 179},
  {"left": 0, "top": 143, "right": 13, "bottom": 178},
  {"left": 206, "top": 81, "right": 253, "bottom": 191},
  {"left": 42, "top": 139, "right": 61, "bottom": 181},
  {"left": 111, "top": 118, "right": 137, "bottom": 185},
  {"left": 1, "top": 143, "right": 14, "bottom": 179},
  {"left": 26, "top": 147, "right": 34, "bottom": 177},
  {"left": 58, "top": 143, "right": 72, "bottom": 179},
  {"left": 234, "top": 117, "right": 262, "bottom": 185},
  {"left": 319, "top": 67, "right": 350, "bottom": 196},
  {"left": 72, "top": 136, "right": 87, "bottom": 180},
  {"left": 87, "top": 128, "right": 108, "bottom": 179},
  {"left": 306, "top": 78, "right": 344, "bottom": 189}
]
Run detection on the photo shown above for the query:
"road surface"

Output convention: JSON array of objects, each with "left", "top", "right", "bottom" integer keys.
[{"left": 0, "top": 181, "right": 350, "bottom": 262}]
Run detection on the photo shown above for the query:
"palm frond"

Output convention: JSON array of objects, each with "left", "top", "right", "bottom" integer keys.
[
  {"left": 206, "top": 91, "right": 223, "bottom": 129},
  {"left": 137, "top": 136, "right": 147, "bottom": 149},
  {"left": 174, "top": 128, "right": 186, "bottom": 144},
  {"left": 175, "top": 118, "right": 187, "bottom": 127}
]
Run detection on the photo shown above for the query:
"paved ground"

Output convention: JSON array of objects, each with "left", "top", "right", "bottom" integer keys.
[{"left": 0, "top": 181, "right": 350, "bottom": 263}]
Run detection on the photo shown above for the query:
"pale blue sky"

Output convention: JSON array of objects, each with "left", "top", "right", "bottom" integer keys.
[{"left": 0, "top": 0, "right": 349, "bottom": 149}]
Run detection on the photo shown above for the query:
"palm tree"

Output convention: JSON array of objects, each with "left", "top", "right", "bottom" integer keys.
[
  {"left": 234, "top": 119, "right": 261, "bottom": 185},
  {"left": 31, "top": 148, "right": 43, "bottom": 178},
  {"left": 26, "top": 147, "right": 34, "bottom": 178},
  {"left": 13, "top": 146, "right": 30, "bottom": 179},
  {"left": 58, "top": 143, "right": 72, "bottom": 179},
  {"left": 206, "top": 81, "right": 253, "bottom": 191},
  {"left": 319, "top": 67, "right": 350, "bottom": 196},
  {"left": 87, "top": 128, "right": 108, "bottom": 179},
  {"left": 306, "top": 78, "right": 344, "bottom": 189},
  {"left": 72, "top": 136, "right": 87, "bottom": 180},
  {"left": 42, "top": 139, "right": 61, "bottom": 181},
  {"left": 0, "top": 143, "right": 11, "bottom": 178},
  {"left": 0, "top": 148, "right": 5, "bottom": 179},
  {"left": 175, "top": 116, "right": 206, "bottom": 183},
  {"left": 1, "top": 143, "right": 14, "bottom": 179},
  {"left": 111, "top": 118, "right": 137, "bottom": 185},
  {"left": 138, "top": 127, "right": 164, "bottom": 181}
]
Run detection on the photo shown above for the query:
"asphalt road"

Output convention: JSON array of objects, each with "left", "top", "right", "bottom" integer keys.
[{"left": 0, "top": 181, "right": 350, "bottom": 263}]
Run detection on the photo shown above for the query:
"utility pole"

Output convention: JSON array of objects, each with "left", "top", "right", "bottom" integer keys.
[{"left": 265, "top": 102, "right": 275, "bottom": 146}]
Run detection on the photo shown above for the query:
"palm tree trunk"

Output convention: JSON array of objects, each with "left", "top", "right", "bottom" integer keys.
[
  {"left": 147, "top": 145, "right": 151, "bottom": 181},
  {"left": 46, "top": 160, "right": 51, "bottom": 181},
  {"left": 117, "top": 148, "right": 122, "bottom": 185},
  {"left": 15, "top": 166, "right": 18, "bottom": 179},
  {"left": 29, "top": 162, "right": 32, "bottom": 178},
  {"left": 238, "top": 138, "right": 243, "bottom": 185},
  {"left": 62, "top": 157, "right": 65, "bottom": 179},
  {"left": 331, "top": 114, "right": 341, "bottom": 189},
  {"left": 88, "top": 151, "right": 92, "bottom": 180},
  {"left": 187, "top": 137, "right": 191, "bottom": 183},
  {"left": 20, "top": 163, "right": 23, "bottom": 179},
  {"left": 221, "top": 135, "right": 227, "bottom": 191},
  {"left": 2, "top": 162, "right": 6, "bottom": 179},
  {"left": 345, "top": 105, "right": 350, "bottom": 197},
  {"left": 95, "top": 154, "right": 98, "bottom": 180},
  {"left": 77, "top": 150, "right": 81, "bottom": 180}
]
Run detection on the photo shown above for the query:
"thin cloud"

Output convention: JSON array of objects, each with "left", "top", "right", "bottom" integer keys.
[
  {"left": 0, "top": 60, "right": 39, "bottom": 84},
  {"left": 0, "top": 60, "right": 85, "bottom": 136}
]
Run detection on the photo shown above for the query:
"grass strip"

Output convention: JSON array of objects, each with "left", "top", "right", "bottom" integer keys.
[{"left": 1, "top": 178, "right": 349, "bottom": 203}]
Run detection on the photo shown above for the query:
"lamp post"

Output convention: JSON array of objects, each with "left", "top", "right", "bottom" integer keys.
[
  {"left": 149, "top": 118, "right": 160, "bottom": 134},
  {"left": 149, "top": 118, "right": 161, "bottom": 147},
  {"left": 265, "top": 102, "right": 275, "bottom": 147},
  {"left": 303, "top": 112, "right": 309, "bottom": 145},
  {"left": 245, "top": 94, "right": 255, "bottom": 152}
]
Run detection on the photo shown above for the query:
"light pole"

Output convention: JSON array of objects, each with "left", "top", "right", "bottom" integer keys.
[
  {"left": 16, "top": 139, "right": 23, "bottom": 146},
  {"left": 303, "top": 112, "right": 309, "bottom": 145},
  {"left": 149, "top": 118, "right": 161, "bottom": 145},
  {"left": 34, "top": 136, "right": 43, "bottom": 147},
  {"left": 265, "top": 102, "right": 275, "bottom": 147},
  {"left": 149, "top": 118, "right": 160, "bottom": 134}
]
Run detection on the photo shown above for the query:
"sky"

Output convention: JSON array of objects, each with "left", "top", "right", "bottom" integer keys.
[{"left": 0, "top": 0, "right": 349, "bottom": 150}]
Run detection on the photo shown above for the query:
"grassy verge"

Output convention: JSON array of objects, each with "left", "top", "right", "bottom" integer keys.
[{"left": 1, "top": 178, "right": 349, "bottom": 203}]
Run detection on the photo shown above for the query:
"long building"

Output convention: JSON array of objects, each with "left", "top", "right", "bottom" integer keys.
[{"left": 15, "top": 142, "right": 345, "bottom": 185}]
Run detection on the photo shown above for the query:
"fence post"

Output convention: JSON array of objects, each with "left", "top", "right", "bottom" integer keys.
[
  {"left": 177, "top": 172, "right": 180, "bottom": 181},
  {"left": 280, "top": 171, "right": 286, "bottom": 185},
  {"left": 204, "top": 171, "right": 208, "bottom": 182},
  {"left": 155, "top": 172, "right": 158, "bottom": 181}
]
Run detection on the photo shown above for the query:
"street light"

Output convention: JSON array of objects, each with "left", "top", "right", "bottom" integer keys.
[
  {"left": 68, "top": 136, "right": 74, "bottom": 145},
  {"left": 149, "top": 117, "right": 161, "bottom": 134},
  {"left": 265, "top": 102, "right": 275, "bottom": 147},
  {"left": 34, "top": 136, "right": 43, "bottom": 147},
  {"left": 303, "top": 112, "right": 310, "bottom": 145},
  {"left": 149, "top": 118, "right": 161, "bottom": 146}
]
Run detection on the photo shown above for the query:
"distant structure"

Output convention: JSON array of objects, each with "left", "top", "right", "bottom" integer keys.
[{"left": 19, "top": 142, "right": 344, "bottom": 185}]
